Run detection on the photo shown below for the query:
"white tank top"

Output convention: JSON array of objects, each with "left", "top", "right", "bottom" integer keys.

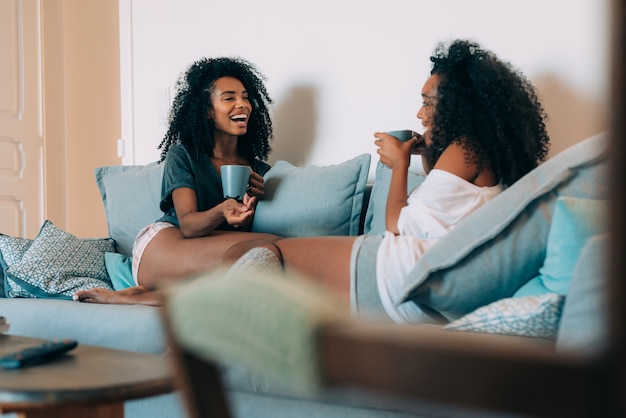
[{"left": 376, "top": 169, "right": 502, "bottom": 323}]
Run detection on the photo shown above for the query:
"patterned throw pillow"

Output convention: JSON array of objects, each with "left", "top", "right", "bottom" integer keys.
[
  {"left": 4, "top": 220, "right": 115, "bottom": 299},
  {"left": 0, "top": 235, "right": 33, "bottom": 297},
  {"left": 444, "top": 293, "right": 565, "bottom": 339}
]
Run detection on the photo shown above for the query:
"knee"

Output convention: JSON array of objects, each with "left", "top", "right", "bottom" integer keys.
[
  {"left": 268, "top": 242, "right": 285, "bottom": 264},
  {"left": 222, "top": 241, "right": 257, "bottom": 265}
]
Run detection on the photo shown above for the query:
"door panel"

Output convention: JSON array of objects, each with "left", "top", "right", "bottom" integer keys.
[{"left": 0, "top": 0, "right": 43, "bottom": 238}]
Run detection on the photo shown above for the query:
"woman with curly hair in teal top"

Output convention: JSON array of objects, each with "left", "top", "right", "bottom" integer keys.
[{"left": 74, "top": 57, "right": 281, "bottom": 305}]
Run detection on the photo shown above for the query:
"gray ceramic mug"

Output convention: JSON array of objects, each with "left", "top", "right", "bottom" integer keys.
[
  {"left": 221, "top": 165, "right": 250, "bottom": 201},
  {"left": 385, "top": 130, "right": 414, "bottom": 142}
]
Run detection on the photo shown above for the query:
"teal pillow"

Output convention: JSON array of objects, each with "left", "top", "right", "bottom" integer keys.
[
  {"left": 95, "top": 162, "right": 164, "bottom": 256},
  {"left": 556, "top": 234, "right": 609, "bottom": 354},
  {"left": 5, "top": 220, "right": 115, "bottom": 299},
  {"left": 363, "top": 161, "right": 426, "bottom": 235},
  {"left": 105, "top": 252, "right": 135, "bottom": 290},
  {"left": 399, "top": 132, "right": 610, "bottom": 322},
  {"left": 252, "top": 154, "right": 371, "bottom": 237},
  {"left": 514, "top": 197, "right": 608, "bottom": 297}
]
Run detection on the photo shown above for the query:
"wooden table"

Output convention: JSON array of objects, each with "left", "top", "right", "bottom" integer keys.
[{"left": 0, "top": 334, "right": 174, "bottom": 418}]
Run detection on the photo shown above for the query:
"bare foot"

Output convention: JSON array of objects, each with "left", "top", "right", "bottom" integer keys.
[{"left": 73, "top": 286, "right": 163, "bottom": 306}]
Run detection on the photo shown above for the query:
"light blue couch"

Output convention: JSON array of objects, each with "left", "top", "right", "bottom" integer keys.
[{"left": 0, "top": 133, "right": 610, "bottom": 418}]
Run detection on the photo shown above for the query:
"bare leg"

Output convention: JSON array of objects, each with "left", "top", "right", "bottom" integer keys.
[
  {"left": 73, "top": 228, "right": 281, "bottom": 306},
  {"left": 223, "top": 236, "right": 357, "bottom": 301},
  {"left": 73, "top": 286, "right": 162, "bottom": 306},
  {"left": 276, "top": 237, "right": 356, "bottom": 300},
  {"left": 137, "top": 228, "right": 281, "bottom": 287}
]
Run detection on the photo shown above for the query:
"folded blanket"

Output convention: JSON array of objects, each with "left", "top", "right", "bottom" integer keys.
[{"left": 166, "top": 268, "right": 349, "bottom": 395}]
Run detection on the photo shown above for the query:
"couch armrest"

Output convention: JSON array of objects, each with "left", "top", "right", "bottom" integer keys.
[{"left": 317, "top": 321, "right": 601, "bottom": 417}]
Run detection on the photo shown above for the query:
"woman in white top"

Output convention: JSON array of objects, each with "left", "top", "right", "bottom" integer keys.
[{"left": 224, "top": 39, "right": 551, "bottom": 323}]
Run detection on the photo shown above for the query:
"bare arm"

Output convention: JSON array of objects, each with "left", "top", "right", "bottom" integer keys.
[
  {"left": 385, "top": 163, "right": 410, "bottom": 234},
  {"left": 374, "top": 132, "right": 415, "bottom": 234},
  {"left": 172, "top": 188, "right": 256, "bottom": 238},
  {"left": 377, "top": 135, "right": 489, "bottom": 235}
]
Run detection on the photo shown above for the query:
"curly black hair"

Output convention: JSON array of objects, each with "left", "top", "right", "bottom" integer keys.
[
  {"left": 157, "top": 57, "right": 274, "bottom": 163},
  {"left": 426, "top": 40, "right": 550, "bottom": 187}
]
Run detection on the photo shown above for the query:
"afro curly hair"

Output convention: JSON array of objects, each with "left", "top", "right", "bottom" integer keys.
[
  {"left": 158, "top": 57, "right": 274, "bottom": 163},
  {"left": 426, "top": 40, "right": 550, "bottom": 187}
]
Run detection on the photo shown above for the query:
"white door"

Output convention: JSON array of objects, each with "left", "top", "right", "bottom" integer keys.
[{"left": 0, "top": 0, "right": 44, "bottom": 238}]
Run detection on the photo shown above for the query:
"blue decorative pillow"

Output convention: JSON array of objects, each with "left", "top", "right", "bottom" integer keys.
[
  {"left": 514, "top": 197, "right": 608, "bottom": 297},
  {"left": 95, "top": 162, "right": 164, "bottom": 256},
  {"left": 556, "top": 234, "right": 609, "bottom": 354},
  {"left": 363, "top": 161, "right": 426, "bottom": 235},
  {"left": 0, "top": 235, "right": 33, "bottom": 297},
  {"left": 253, "top": 154, "right": 371, "bottom": 237},
  {"left": 444, "top": 293, "right": 565, "bottom": 339},
  {"left": 105, "top": 252, "right": 135, "bottom": 290},
  {"left": 398, "top": 132, "right": 610, "bottom": 322},
  {"left": 4, "top": 220, "right": 115, "bottom": 299}
]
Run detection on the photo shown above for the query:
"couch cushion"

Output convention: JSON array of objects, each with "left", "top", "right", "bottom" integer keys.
[
  {"left": 514, "top": 196, "right": 608, "bottom": 297},
  {"left": 253, "top": 154, "right": 371, "bottom": 237},
  {"left": 556, "top": 234, "right": 609, "bottom": 354},
  {"left": 363, "top": 161, "right": 426, "bottom": 235},
  {"left": 95, "top": 162, "right": 165, "bottom": 257},
  {"left": 399, "top": 132, "right": 610, "bottom": 322},
  {"left": 4, "top": 220, "right": 115, "bottom": 299},
  {"left": 3, "top": 298, "right": 167, "bottom": 354}
]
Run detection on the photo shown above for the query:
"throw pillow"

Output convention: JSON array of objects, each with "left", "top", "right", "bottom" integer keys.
[
  {"left": 105, "top": 252, "right": 135, "bottom": 290},
  {"left": 94, "top": 161, "right": 165, "bottom": 256},
  {"left": 514, "top": 197, "right": 608, "bottom": 297},
  {"left": 397, "top": 132, "right": 609, "bottom": 322},
  {"left": 5, "top": 220, "right": 115, "bottom": 299},
  {"left": 444, "top": 293, "right": 565, "bottom": 339},
  {"left": 252, "top": 154, "right": 371, "bottom": 237},
  {"left": 0, "top": 234, "right": 33, "bottom": 298},
  {"left": 0, "top": 250, "right": 4, "bottom": 297},
  {"left": 363, "top": 161, "right": 426, "bottom": 235},
  {"left": 556, "top": 234, "right": 609, "bottom": 354}
]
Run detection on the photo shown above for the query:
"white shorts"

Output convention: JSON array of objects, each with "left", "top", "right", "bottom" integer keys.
[{"left": 131, "top": 222, "right": 175, "bottom": 285}]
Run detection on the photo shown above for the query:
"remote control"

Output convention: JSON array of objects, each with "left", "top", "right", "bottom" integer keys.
[{"left": 0, "top": 339, "right": 78, "bottom": 369}]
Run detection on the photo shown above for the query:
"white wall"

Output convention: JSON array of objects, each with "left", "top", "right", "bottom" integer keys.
[{"left": 120, "top": 0, "right": 610, "bottom": 179}]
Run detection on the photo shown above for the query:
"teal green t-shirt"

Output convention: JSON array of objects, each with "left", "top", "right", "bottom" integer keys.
[{"left": 157, "top": 144, "right": 271, "bottom": 231}]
